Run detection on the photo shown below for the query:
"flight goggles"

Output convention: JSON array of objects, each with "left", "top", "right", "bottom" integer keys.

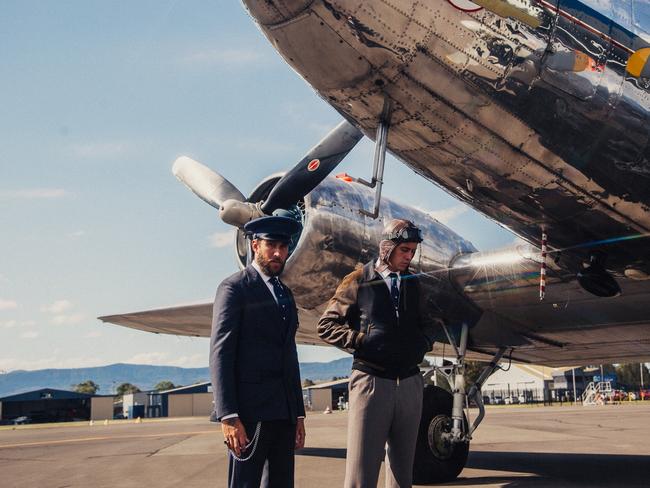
[{"left": 385, "top": 224, "right": 423, "bottom": 243}]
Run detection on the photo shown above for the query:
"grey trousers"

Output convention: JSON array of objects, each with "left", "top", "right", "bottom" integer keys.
[{"left": 344, "top": 369, "right": 424, "bottom": 488}]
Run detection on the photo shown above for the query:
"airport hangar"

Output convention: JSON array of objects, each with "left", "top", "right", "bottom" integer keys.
[
  {"left": 0, "top": 383, "right": 214, "bottom": 424},
  {"left": 0, "top": 388, "right": 113, "bottom": 424},
  {"left": 122, "top": 382, "right": 214, "bottom": 419}
]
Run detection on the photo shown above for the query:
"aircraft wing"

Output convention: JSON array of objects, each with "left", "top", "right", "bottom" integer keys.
[
  {"left": 99, "top": 304, "right": 213, "bottom": 337},
  {"left": 99, "top": 304, "right": 334, "bottom": 347}
]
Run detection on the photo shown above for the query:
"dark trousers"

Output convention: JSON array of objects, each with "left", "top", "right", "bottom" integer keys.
[{"left": 228, "top": 419, "right": 296, "bottom": 488}]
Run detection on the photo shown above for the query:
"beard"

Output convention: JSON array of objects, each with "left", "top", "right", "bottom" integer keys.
[{"left": 255, "top": 253, "right": 286, "bottom": 277}]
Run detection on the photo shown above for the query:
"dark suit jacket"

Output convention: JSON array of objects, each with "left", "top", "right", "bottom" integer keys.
[{"left": 210, "top": 265, "right": 305, "bottom": 423}]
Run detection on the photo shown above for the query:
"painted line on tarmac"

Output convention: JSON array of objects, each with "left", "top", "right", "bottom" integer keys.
[{"left": 0, "top": 430, "right": 215, "bottom": 450}]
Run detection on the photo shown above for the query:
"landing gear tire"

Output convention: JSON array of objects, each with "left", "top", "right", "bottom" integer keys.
[{"left": 412, "top": 385, "right": 469, "bottom": 484}]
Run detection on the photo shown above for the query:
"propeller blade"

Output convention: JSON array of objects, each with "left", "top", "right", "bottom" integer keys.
[
  {"left": 172, "top": 156, "right": 245, "bottom": 209},
  {"left": 261, "top": 120, "right": 363, "bottom": 213}
]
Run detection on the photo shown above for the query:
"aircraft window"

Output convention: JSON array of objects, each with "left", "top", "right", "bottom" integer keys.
[
  {"left": 580, "top": 0, "right": 633, "bottom": 31},
  {"left": 632, "top": 0, "right": 650, "bottom": 35}
]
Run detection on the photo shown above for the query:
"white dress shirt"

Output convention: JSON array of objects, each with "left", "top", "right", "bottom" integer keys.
[
  {"left": 375, "top": 258, "right": 401, "bottom": 291},
  {"left": 252, "top": 260, "right": 280, "bottom": 303},
  {"left": 375, "top": 259, "right": 401, "bottom": 317}
]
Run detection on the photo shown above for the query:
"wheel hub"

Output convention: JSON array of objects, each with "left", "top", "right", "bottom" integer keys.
[{"left": 427, "top": 414, "right": 454, "bottom": 460}]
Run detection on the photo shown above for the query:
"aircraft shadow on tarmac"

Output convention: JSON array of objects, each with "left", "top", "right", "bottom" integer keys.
[
  {"left": 297, "top": 449, "right": 649, "bottom": 486},
  {"left": 462, "top": 451, "right": 650, "bottom": 487}
]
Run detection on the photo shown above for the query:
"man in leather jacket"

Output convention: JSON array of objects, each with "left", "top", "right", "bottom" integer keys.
[{"left": 317, "top": 219, "right": 437, "bottom": 488}]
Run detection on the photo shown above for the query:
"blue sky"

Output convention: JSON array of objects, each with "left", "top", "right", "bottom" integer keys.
[{"left": 0, "top": 1, "right": 515, "bottom": 372}]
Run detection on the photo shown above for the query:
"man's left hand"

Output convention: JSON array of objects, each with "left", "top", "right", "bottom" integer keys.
[{"left": 295, "top": 417, "right": 306, "bottom": 449}]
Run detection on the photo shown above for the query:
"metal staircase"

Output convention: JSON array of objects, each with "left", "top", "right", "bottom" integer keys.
[{"left": 581, "top": 381, "right": 612, "bottom": 405}]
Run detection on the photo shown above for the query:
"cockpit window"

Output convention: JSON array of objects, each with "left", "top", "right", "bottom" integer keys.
[
  {"left": 580, "top": 0, "right": 633, "bottom": 31},
  {"left": 632, "top": 0, "right": 650, "bottom": 36}
]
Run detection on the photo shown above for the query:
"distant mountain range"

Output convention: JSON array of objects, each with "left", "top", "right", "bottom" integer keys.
[{"left": 0, "top": 358, "right": 353, "bottom": 397}]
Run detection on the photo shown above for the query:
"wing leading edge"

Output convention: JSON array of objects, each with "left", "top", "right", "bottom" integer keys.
[{"left": 99, "top": 304, "right": 213, "bottom": 337}]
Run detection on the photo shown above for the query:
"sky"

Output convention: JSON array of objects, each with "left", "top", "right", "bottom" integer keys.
[{"left": 0, "top": 1, "right": 516, "bottom": 373}]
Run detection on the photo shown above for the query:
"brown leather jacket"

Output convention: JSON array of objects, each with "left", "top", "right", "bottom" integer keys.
[{"left": 318, "top": 260, "right": 438, "bottom": 379}]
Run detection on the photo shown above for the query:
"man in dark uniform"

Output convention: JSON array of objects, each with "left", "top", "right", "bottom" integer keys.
[
  {"left": 210, "top": 215, "right": 306, "bottom": 488},
  {"left": 318, "top": 219, "right": 437, "bottom": 488}
]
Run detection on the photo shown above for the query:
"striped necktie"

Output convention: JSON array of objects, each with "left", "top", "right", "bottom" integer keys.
[
  {"left": 389, "top": 272, "right": 400, "bottom": 316},
  {"left": 270, "top": 276, "right": 289, "bottom": 324}
]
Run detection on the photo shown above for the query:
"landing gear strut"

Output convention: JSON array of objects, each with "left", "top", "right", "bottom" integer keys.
[
  {"left": 358, "top": 97, "right": 392, "bottom": 219},
  {"left": 413, "top": 323, "right": 507, "bottom": 484}
]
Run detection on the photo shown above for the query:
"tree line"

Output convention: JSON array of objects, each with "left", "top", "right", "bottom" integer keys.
[{"left": 72, "top": 380, "right": 178, "bottom": 396}]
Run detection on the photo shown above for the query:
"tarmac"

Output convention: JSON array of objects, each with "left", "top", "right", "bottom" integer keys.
[{"left": 1, "top": 403, "right": 649, "bottom": 487}]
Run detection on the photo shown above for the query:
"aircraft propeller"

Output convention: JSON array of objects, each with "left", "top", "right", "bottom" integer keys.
[{"left": 172, "top": 119, "right": 363, "bottom": 227}]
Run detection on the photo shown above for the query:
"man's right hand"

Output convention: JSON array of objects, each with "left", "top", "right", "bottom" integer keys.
[{"left": 221, "top": 417, "right": 249, "bottom": 457}]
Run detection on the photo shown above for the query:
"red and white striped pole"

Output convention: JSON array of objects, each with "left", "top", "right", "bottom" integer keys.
[{"left": 540, "top": 231, "right": 547, "bottom": 301}]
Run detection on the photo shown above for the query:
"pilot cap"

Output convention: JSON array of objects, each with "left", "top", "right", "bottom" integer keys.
[
  {"left": 243, "top": 215, "right": 302, "bottom": 242},
  {"left": 377, "top": 219, "right": 422, "bottom": 272}
]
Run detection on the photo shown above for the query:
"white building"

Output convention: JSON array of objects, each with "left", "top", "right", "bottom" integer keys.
[{"left": 481, "top": 364, "right": 576, "bottom": 404}]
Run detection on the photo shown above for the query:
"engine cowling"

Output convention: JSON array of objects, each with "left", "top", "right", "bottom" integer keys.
[{"left": 236, "top": 175, "right": 480, "bottom": 330}]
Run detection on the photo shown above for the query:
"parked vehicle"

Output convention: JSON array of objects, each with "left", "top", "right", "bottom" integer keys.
[
  {"left": 504, "top": 396, "right": 519, "bottom": 405},
  {"left": 12, "top": 416, "right": 31, "bottom": 425}
]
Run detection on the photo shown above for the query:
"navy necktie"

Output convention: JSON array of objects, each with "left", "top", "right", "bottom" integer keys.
[
  {"left": 270, "top": 276, "right": 289, "bottom": 324},
  {"left": 389, "top": 272, "right": 400, "bottom": 315}
]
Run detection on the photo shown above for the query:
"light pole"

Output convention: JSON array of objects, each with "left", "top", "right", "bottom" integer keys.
[
  {"left": 641, "top": 363, "right": 645, "bottom": 390},
  {"left": 600, "top": 364, "right": 604, "bottom": 384},
  {"left": 572, "top": 368, "right": 577, "bottom": 405}
]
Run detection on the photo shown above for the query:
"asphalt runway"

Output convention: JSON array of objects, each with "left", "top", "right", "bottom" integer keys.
[{"left": 1, "top": 403, "right": 649, "bottom": 487}]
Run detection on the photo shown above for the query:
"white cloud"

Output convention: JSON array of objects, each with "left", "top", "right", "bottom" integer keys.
[
  {"left": 125, "top": 352, "right": 206, "bottom": 368},
  {"left": 68, "top": 230, "right": 86, "bottom": 238},
  {"left": 126, "top": 352, "right": 169, "bottom": 365},
  {"left": 0, "top": 189, "right": 68, "bottom": 200},
  {"left": 20, "top": 331, "right": 39, "bottom": 339},
  {"left": 0, "top": 299, "right": 18, "bottom": 311},
  {"left": 1, "top": 320, "right": 36, "bottom": 329},
  {"left": 0, "top": 355, "right": 107, "bottom": 372},
  {"left": 209, "top": 230, "right": 234, "bottom": 248},
  {"left": 84, "top": 330, "right": 103, "bottom": 339},
  {"left": 165, "top": 354, "right": 206, "bottom": 368},
  {"left": 43, "top": 300, "right": 73, "bottom": 314},
  {"left": 418, "top": 204, "right": 469, "bottom": 225},
  {"left": 51, "top": 313, "right": 85, "bottom": 326},
  {"left": 183, "top": 48, "right": 262, "bottom": 66}
]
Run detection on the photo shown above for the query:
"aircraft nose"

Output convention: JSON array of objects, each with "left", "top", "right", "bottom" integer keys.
[{"left": 241, "top": 0, "right": 313, "bottom": 25}]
